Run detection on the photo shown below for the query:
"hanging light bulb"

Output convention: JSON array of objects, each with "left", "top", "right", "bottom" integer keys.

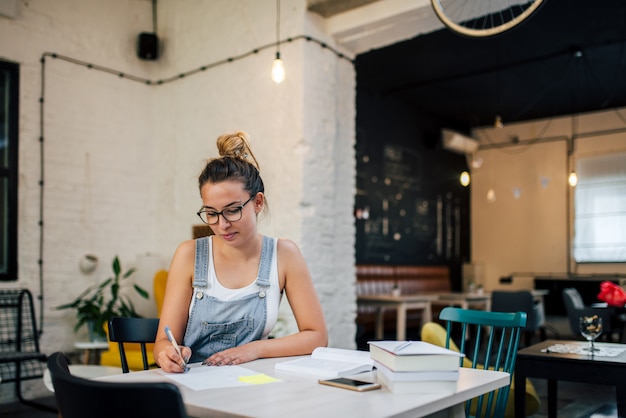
[
  {"left": 271, "top": 52, "right": 285, "bottom": 83},
  {"left": 271, "top": 0, "right": 285, "bottom": 84},
  {"left": 460, "top": 171, "right": 470, "bottom": 187},
  {"left": 568, "top": 171, "right": 578, "bottom": 187},
  {"left": 494, "top": 114, "right": 504, "bottom": 128}
]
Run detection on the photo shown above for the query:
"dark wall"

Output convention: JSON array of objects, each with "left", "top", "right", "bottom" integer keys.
[{"left": 355, "top": 89, "right": 470, "bottom": 290}]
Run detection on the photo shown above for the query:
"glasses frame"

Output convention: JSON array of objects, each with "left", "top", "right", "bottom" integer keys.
[{"left": 196, "top": 195, "right": 255, "bottom": 225}]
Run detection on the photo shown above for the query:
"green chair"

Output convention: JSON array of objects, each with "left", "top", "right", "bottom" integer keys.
[
  {"left": 421, "top": 321, "right": 540, "bottom": 417},
  {"left": 437, "top": 307, "right": 527, "bottom": 418}
]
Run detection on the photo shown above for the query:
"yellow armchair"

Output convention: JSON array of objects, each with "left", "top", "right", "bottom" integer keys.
[
  {"left": 154, "top": 270, "right": 168, "bottom": 317},
  {"left": 421, "top": 321, "right": 540, "bottom": 417}
]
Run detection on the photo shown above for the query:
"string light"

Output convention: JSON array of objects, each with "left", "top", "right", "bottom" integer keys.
[
  {"left": 271, "top": 0, "right": 285, "bottom": 83},
  {"left": 568, "top": 171, "right": 578, "bottom": 187},
  {"left": 40, "top": 33, "right": 351, "bottom": 88}
]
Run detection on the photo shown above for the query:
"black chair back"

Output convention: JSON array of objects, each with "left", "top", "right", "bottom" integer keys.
[
  {"left": 47, "top": 352, "right": 187, "bottom": 418},
  {"left": 107, "top": 317, "right": 159, "bottom": 373},
  {"left": 491, "top": 290, "right": 545, "bottom": 331}
]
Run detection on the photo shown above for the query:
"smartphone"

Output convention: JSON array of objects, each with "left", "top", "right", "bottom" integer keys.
[{"left": 318, "top": 377, "right": 382, "bottom": 392}]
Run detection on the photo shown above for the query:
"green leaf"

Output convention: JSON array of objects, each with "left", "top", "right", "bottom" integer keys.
[
  {"left": 122, "top": 267, "right": 136, "bottom": 279},
  {"left": 133, "top": 284, "right": 150, "bottom": 299},
  {"left": 112, "top": 256, "right": 121, "bottom": 277}
]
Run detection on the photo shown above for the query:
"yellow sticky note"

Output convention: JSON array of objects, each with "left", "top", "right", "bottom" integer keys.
[{"left": 238, "top": 373, "right": 281, "bottom": 385}]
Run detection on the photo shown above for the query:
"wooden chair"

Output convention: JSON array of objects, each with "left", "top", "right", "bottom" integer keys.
[
  {"left": 421, "top": 321, "right": 540, "bottom": 417},
  {"left": 106, "top": 317, "right": 159, "bottom": 373},
  {"left": 47, "top": 352, "right": 187, "bottom": 418},
  {"left": 438, "top": 306, "right": 527, "bottom": 418}
]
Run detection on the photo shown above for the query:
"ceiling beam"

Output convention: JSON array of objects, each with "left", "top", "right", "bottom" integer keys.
[{"left": 318, "top": 0, "right": 444, "bottom": 54}]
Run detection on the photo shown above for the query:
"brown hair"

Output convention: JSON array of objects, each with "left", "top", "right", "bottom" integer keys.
[{"left": 198, "top": 131, "right": 264, "bottom": 198}]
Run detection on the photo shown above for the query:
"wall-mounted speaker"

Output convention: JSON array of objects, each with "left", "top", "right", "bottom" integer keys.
[{"left": 137, "top": 32, "right": 159, "bottom": 60}]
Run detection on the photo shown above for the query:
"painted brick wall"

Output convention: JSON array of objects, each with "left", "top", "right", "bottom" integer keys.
[{"left": 0, "top": 0, "right": 356, "bottom": 402}]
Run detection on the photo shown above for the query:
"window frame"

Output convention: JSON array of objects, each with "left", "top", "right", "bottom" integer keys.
[{"left": 1, "top": 60, "right": 19, "bottom": 281}]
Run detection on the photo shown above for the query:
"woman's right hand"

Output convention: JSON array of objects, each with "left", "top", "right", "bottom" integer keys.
[{"left": 157, "top": 344, "right": 192, "bottom": 373}]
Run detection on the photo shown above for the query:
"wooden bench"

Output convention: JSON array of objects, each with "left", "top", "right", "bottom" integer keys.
[
  {"left": 0, "top": 289, "right": 55, "bottom": 412},
  {"left": 356, "top": 265, "right": 451, "bottom": 339}
]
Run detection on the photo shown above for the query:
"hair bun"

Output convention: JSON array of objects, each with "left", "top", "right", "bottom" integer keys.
[{"left": 215, "top": 131, "right": 260, "bottom": 170}]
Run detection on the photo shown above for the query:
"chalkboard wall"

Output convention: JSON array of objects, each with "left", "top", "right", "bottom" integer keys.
[{"left": 356, "top": 89, "right": 470, "bottom": 272}]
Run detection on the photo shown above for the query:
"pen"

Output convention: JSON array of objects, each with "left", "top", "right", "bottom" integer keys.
[
  {"left": 165, "top": 326, "right": 189, "bottom": 372},
  {"left": 394, "top": 341, "right": 413, "bottom": 352}
]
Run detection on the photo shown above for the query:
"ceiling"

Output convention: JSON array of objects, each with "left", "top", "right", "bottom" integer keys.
[{"left": 310, "top": 0, "right": 626, "bottom": 131}]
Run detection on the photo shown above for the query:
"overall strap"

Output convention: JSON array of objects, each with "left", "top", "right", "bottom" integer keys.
[
  {"left": 193, "top": 236, "right": 210, "bottom": 288},
  {"left": 256, "top": 236, "right": 274, "bottom": 288}
]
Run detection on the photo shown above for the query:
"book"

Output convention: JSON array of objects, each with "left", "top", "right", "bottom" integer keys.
[
  {"left": 274, "top": 347, "right": 374, "bottom": 379},
  {"left": 376, "top": 361, "right": 459, "bottom": 394},
  {"left": 373, "top": 361, "right": 460, "bottom": 382},
  {"left": 368, "top": 341, "right": 463, "bottom": 372}
]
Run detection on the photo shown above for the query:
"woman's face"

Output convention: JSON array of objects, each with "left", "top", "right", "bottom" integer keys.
[{"left": 199, "top": 180, "right": 262, "bottom": 245}]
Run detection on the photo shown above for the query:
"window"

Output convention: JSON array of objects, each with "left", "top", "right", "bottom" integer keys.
[
  {"left": 0, "top": 60, "right": 18, "bottom": 281},
  {"left": 573, "top": 151, "right": 626, "bottom": 263}
]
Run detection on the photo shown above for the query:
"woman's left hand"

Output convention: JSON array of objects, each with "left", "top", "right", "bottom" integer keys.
[{"left": 201, "top": 343, "right": 260, "bottom": 366}]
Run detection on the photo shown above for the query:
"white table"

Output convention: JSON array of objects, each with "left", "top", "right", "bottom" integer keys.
[
  {"left": 98, "top": 356, "right": 509, "bottom": 418},
  {"left": 74, "top": 341, "right": 110, "bottom": 364},
  {"left": 357, "top": 294, "right": 439, "bottom": 341}
]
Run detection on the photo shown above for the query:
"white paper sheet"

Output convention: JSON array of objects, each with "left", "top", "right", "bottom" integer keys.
[{"left": 159, "top": 363, "right": 282, "bottom": 391}]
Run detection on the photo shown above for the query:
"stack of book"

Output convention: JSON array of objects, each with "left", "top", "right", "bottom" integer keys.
[{"left": 368, "top": 341, "right": 463, "bottom": 394}]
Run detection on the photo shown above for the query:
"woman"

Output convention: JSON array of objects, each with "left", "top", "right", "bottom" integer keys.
[{"left": 154, "top": 131, "right": 328, "bottom": 372}]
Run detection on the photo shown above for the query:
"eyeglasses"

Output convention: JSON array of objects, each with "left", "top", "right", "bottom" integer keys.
[{"left": 196, "top": 195, "right": 255, "bottom": 225}]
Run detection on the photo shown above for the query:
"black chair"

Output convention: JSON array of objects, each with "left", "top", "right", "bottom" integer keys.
[
  {"left": 107, "top": 317, "right": 159, "bottom": 373},
  {"left": 47, "top": 352, "right": 187, "bottom": 418},
  {"left": 562, "top": 288, "right": 617, "bottom": 341},
  {"left": 0, "top": 289, "right": 56, "bottom": 412},
  {"left": 491, "top": 290, "right": 547, "bottom": 346}
]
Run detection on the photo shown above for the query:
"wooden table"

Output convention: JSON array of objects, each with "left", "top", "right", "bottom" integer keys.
[
  {"left": 514, "top": 339, "right": 626, "bottom": 418},
  {"left": 435, "top": 292, "right": 492, "bottom": 311},
  {"left": 434, "top": 289, "right": 548, "bottom": 313},
  {"left": 98, "top": 355, "right": 510, "bottom": 418},
  {"left": 357, "top": 294, "right": 439, "bottom": 341}
]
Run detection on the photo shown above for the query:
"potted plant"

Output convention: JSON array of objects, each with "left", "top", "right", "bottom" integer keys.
[{"left": 56, "top": 255, "right": 149, "bottom": 342}]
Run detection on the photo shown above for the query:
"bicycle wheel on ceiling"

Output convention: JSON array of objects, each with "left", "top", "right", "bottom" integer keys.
[{"left": 431, "top": 0, "right": 545, "bottom": 38}]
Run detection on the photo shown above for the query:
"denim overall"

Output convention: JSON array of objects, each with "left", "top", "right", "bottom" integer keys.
[{"left": 183, "top": 235, "right": 274, "bottom": 363}]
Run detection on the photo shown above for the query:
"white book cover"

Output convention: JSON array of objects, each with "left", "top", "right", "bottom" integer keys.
[
  {"left": 368, "top": 341, "right": 463, "bottom": 357},
  {"left": 377, "top": 369, "right": 458, "bottom": 394},
  {"left": 274, "top": 347, "right": 374, "bottom": 379},
  {"left": 374, "top": 361, "right": 460, "bottom": 382}
]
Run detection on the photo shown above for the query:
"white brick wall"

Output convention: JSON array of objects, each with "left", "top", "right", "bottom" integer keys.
[{"left": 1, "top": 0, "right": 356, "bottom": 402}]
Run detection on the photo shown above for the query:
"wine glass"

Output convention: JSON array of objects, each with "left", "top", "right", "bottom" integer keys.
[{"left": 579, "top": 315, "right": 603, "bottom": 352}]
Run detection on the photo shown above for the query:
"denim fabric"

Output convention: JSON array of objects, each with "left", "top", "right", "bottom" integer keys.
[{"left": 183, "top": 235, "right": 274, "bottom": 362}]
